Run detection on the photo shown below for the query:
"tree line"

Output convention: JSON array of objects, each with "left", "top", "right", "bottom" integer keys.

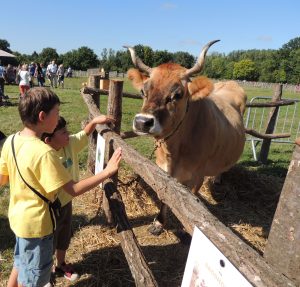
[{"left": 1, "top": 37, "right": 299, "bottom": 84}]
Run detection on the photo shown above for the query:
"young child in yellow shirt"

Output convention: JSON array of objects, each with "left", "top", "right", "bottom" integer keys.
[{"left": 41, "top": 115, "right": 114, "bottom": 282}]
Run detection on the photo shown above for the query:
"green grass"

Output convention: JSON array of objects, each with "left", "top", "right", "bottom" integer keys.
[{"left": 0, "top": 77, "right": 297, "bottom": 281}]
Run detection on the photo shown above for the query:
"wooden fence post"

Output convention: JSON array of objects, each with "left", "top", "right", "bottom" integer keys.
[
  {"left": 259, "top": 84, "right": 282, "bottom": 163},
  {"left": 102, "top": 80, "right": 123, "bottom": 223},
  {"left": 103, "top": 180, "right": 158, "bottom": 287},
  {"left": 86, "top": 81, "right": 100, "bottom": 174},
  {"left": 88, "top": 74, "right": 101, "bottom": 89},
  {"left": 264, "top": 144, "right": 300, "bottom": 283}
]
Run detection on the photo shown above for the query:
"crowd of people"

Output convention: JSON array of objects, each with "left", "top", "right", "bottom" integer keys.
[{"left": 0, "top": 60, "right": 73, "bottom": 104}]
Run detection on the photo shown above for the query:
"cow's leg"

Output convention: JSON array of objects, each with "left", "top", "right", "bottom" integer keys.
[
  {"left": 185, "top": 175, "right": 204, "bottom": 195},
  {"left": 148, "top": 203, "right": 168, "bottom": 236}
]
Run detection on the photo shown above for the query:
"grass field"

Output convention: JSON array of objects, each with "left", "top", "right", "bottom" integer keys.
[{"left": 0, "top": 77, "right": 299, "bottom": 285}]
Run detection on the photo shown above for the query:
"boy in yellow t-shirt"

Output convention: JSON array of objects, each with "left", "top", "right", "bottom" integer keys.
[
  {"left": 0, "top": 87, "right": 122, "bottom": 287},
  {"left": 41, "top": 115, "right": 115, "bottom": 282}
]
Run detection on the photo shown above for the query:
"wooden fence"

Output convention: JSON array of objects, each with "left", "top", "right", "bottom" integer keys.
[{"left": 80, "top": 77, "right": 299, "bottom": 286}]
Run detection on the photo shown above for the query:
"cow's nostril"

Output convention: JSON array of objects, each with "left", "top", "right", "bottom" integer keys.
[
  {"left": 134, "top": 115, "right": 155, "bottom": 133},
  {"left": 144, "top": 118, "right": 154, "bottom": 127}
]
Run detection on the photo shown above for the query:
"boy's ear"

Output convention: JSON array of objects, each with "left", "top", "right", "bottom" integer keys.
[
  {"left": 44, "top": 137, "right": 52, "bottom": 144},
  {"left": 38, "top": 111, "right": 46, "bottom": 122}
]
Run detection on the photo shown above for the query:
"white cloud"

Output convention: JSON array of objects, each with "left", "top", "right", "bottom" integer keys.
[
  {"left": 256, "top": 35, "right": 273, "bottom": 42},
  {"left": 161, "top": 2, "right": 177, "bottom": 10},
  {"left": 178, "top": 39, "right": 202, "bottom": 47}
]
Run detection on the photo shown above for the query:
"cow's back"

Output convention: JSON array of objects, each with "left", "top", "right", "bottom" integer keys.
[{"left": 213, "top": 81, "right": 247, "bottom": 115}]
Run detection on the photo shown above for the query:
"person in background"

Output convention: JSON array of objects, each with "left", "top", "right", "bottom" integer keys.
[
  {"left": 47, "top": 60, "right": 58, "bottom": 88},
  {"left": 15, "top": 64, "right": 22, "bottom": 85},
  {"left": 0, "top": 60, "right": 6, "bottom": 98},
  {"left": 35, "top": 63, "right": 45, "bottom": 87},
  {"left": 66, "top": 66, "right": 72, "bottom": 78},
  {"left": 18, "top": 64, "right": 31, "bottom": 97},
  {"left": 41, "top": 63, "right": 47, "bottom": 82},
  {"left": 5, "top": 64, "right": 16, "bottom": 84},
  {"left": 57, "top": 64, "right": 65, "bottom": 89},
  {"left": 29, "top": 62, "right": 36, "bottom": 87}
]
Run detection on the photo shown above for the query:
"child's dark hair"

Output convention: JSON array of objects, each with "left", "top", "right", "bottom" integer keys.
[
  {"left": 41, "top": 116, "right": 67, "bottom": 141},
  {"left": 18, "top": 87, "right": 60, "bottom": 125}
]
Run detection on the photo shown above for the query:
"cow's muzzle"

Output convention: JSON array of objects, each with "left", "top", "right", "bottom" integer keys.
[{"left": 133, "top": 114, "right": 159, "bottom": 135}]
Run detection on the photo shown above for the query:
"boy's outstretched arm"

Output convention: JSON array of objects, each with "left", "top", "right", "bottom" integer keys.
[
  {"left": 84, "top": 115, "right": 116, "bottom": 136},
  {"left": 63, "top": 147, "right": 122, "bottom": 197},
  {"left": 0, "top": 174, "right": 9, "bottom": 186}
]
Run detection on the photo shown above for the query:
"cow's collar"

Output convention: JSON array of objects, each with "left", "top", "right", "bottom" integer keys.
[{"left": 157, "top": 99, "right": 190, "bottom": 145}]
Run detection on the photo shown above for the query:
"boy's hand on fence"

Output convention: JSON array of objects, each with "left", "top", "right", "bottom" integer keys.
[
  {"left": 104, "top": 147, "right": 122, "bottom": 177},
  {"left": 92, "top": 115, "right": 115, "bottom": 126}
]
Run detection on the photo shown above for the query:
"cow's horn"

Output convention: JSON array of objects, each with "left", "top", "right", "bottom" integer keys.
[
  {"left": 183, "top": 40, "right": 220, "bottom": 79},
  {"left": 123, "top": 45, "right": 152, "bottom": 75}
]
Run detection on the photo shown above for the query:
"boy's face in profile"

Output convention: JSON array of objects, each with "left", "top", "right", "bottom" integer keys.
[
  {"left": 47, "top": 127, "right": 70, "bottom": 151},
  {"left": 43, "top": 104, "right": 60, "bottom": 134}
]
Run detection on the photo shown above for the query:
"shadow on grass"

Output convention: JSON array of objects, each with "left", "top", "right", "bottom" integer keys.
[
  {"left": 0, "top": 215, "right": 15, "bottom": 251},
  {"left": 239, "top": 159, "right": 289, "bottom": 178},
  {"left": 66, "top": 242, "right": 188, "bottom": 287},
  {"left": 197, "top": 164, "right": 286, "bottom": 254}
]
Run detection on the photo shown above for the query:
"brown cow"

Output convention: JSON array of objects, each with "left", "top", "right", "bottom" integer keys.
[{"left": 125, "top": 40, "right": 247, "bottom": 235}]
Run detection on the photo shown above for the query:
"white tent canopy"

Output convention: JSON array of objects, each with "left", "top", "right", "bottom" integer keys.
[{"left": 0, "top": 50, "right": 16, "bottom": 58}]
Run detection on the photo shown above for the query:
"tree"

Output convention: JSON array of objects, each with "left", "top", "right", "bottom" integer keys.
[
  {"left": 205, "top": 54, "right": 227, "bottom": 79},
  {"left": 281, "top": 37, "right": 300, "bottom": 51},
  {"left": 173, "top": 51, "right": 195, "bottom": 68},
  {"left": 13, "top": 52, "right": 29, "bottom": 65},
  {"left": 153, "top": 50, "right": 173, "bottom": 66},
  {"left": 38, "top": 48, "right": 59, "bottom": 66},
  {"left": 233, "top": 59, "right": 259, "bottom": 81},
  {"left": 132, "top": 44, "right": 154, "bottom": 67},
  {"left": 61, "top": 47, "right": 99, "bottom": 70},
  {"left": 75, "top": 46, "right": 99, "bottom": 70},
  {"left": 0, "top": 39, "right": 12, "bottom": 53}
]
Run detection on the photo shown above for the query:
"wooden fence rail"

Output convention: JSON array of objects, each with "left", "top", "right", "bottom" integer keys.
[{"left": 80, "top": 85, "right": 296, "bottom": 287}]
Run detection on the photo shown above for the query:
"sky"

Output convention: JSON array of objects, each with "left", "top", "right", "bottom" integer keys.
[{"left": 1, "top": 0, "right": 299, "bottom": 58}]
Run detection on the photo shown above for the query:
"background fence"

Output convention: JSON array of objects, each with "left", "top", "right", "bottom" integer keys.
[
  {"left": 245, "top": 96, "right": 300, "bottom": 160},
  {"left": 71, "top": 71, "right": 300, "bottom": 93}
]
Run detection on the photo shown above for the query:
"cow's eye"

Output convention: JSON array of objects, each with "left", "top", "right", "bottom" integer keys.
[
  {"left": 172, "top": 92, "right": 182, "bottom": 101},
  {"left": 165, "top": 96, "right": 172, "bottom": 104}
]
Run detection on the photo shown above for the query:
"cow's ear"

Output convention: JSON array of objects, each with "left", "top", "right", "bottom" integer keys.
[
  {"left": 188, "top": 76, "right": 213, "bottom": 101},
  {"left": 127, "top": 68, "right": 148, "bottom": 90}
]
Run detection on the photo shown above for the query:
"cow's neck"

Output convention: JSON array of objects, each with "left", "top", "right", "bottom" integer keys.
[{"left": 155, "top": 99, "right": 208, "bottom": 173}]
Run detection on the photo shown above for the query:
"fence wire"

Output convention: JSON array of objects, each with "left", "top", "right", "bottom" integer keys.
[{"left": 245, "top": 96, "right": 300, "bottom": 160}]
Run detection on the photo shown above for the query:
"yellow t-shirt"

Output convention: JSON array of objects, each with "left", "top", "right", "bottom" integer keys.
[
  {"left": 56, "top": 130, "right": 88, "bottom": 206},
  {"left": 0, "top": 133, "right": 72, "bottom": 238}
]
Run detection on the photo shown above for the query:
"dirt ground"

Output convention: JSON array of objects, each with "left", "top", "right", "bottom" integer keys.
[{"left": 51, "top": 164, "right": 284, "bottom": 287}]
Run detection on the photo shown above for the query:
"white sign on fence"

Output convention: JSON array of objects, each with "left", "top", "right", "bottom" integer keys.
[
  {"left": 181, "top": 226, "right": 252, "bottom": 287},
  {"left": 95, "top": 134, "right": 106, "bottom": 187}
]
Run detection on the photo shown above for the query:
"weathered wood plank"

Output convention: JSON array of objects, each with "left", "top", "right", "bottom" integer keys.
[
  {"left": 82, "top": 86, "right": 141, "bottom": 99},
  {"left": 245, "top": 128, "right": 290, "bottom": 139},
  {"left": 103, "top": 80, "right": 123, "bottom": 223},
  {"left": 264, "top": 144, "right": 300, "bottom": 283},
  {"left": 85, "top": 84, "right": 100, "bottom": 174},
  {"left": 246, "top": 99, "right": 295, "bottom": 108},
  {"left": 104, "top": 180, "right": 158, "bottom": 287},
  {"left": 81, "top": 88, "right": 296, "bottom": 287},
  {"left": 259, "top": 84, "right": 282, "bottom": 163}
]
